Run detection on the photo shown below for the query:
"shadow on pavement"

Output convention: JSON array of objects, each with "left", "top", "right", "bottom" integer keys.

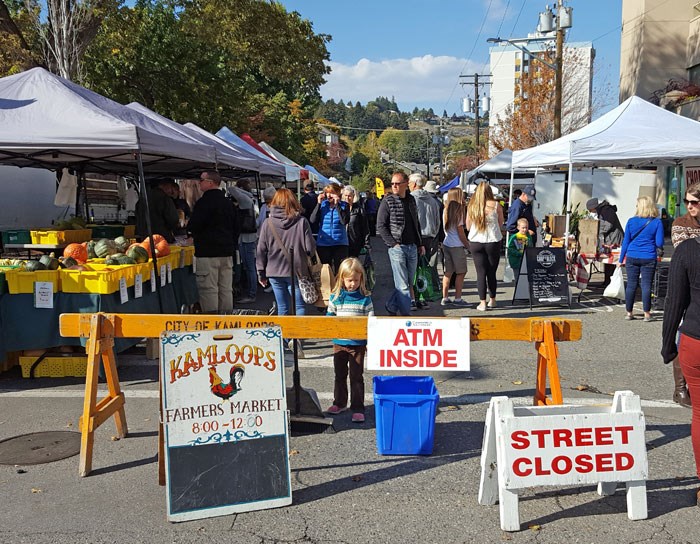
[{"left": 292, "top": 420, "right": 483, "bottom": 505}]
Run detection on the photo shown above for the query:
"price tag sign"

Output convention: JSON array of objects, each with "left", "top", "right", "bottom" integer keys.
[
  {"left": 179, "top": 248, "right": 186, "bottom": 268},
  {"left": 119, "top": 277, "right": 128, "bottom": 304},
  {"left": 151, "top": 269, "right": 157, "bottom": 292},
  {"left": 134, "top": 274, "right": 143, "bottom": 298},
  {"left": 167, "top": 262, "right": 173, "bottom": 284},
  {"left": 34, "top": 281, "right": 54, "bottom": 309},
  {"left": 192, "top": 256, "right": 197, "bottom": 273},
  {"left": 160, "top": 264, "right": 167, "bottom": 287}
]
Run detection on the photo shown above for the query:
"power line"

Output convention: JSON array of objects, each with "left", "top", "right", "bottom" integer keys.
[
  {"left": 316, "top": 122, "right": 427, "bottom": 133},
  {"left": 443, "top": 0, "right": 495, "bottom": 113}
]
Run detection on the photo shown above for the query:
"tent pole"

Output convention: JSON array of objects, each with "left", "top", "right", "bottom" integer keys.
[
  {"left": 564, "top": 162, "right": 573, "bottom": 250},
  {"left": 255, "top": 172, "right": 262, "bottom": 207},
  {"left": 506, "top": 167, "right": 515, "bottom": 247},
  {"left": 136, "top": 150, "right": 163, "bottom": 313},
  {"left": 675, "top": 162, "right": 681, "bottom": 219}
]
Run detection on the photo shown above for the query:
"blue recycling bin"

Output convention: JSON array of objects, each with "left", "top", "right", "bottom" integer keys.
[{"left": 373, "top": 376, "right": 439, "bottom": 455}]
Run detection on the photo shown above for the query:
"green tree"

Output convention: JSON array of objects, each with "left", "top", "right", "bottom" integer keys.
[{"left": 81, "top": 0, "right": 330, "bottom": 162}]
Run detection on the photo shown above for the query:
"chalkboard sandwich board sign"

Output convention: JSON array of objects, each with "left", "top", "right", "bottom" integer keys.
[
  {"left": 161, "top": 326, "right": 291, "bottom": 522},
  {"left": 513, "top": 247, "right": 570, "bottom": 309}
]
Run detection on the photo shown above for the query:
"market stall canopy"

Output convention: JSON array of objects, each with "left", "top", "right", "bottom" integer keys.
[
  {"left": 0, "top": 67, "right": 217, "bottom": 174},
  {"left": 258, "top": 141, "right": 305, "bottom": 181},
  {"left": 304, "top": 165, "right": 331, "bottom": 187},
  {"left": 512, "top": 95, "right": 700, "bottom": 168},
  {"left": 438, "top": 175, "right": 460, "bottom": 193},
  {"left": 464, "top": 182, "right": 503, "bottom": 197},
  {"left": 241, "top": 134, "right": 300, "bottom": 181},
  {"left": 126, "top": 103, "right": 259, "bottom": 175},
  {"left": 213, "top": 126, "right": 288, "bottom": 178}
]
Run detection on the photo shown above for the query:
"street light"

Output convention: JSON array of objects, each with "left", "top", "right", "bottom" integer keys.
[
  {"left": 487, "top": 1, "right": 572, "bottom": 139},
  {"left": 443, "top": 149, "right": 469, "bottom": 173}
]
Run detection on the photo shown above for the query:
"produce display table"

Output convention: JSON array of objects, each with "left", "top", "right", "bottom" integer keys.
[{"left": 0, "top": 266, "right": 198, "bottom": 363}]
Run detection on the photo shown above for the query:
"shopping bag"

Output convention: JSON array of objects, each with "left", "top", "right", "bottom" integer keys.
[
  {"left": 316, "top": 263, "right": 336, "bottom": 308},
  {"left": 502, "top": 264, "right": 514, "bottom": 284},
  {"left": 414, "top": 256, "right": 440, "bottom": 303},
  {"left": 603, "top": 267, "right": 625, "bottom": 299}
]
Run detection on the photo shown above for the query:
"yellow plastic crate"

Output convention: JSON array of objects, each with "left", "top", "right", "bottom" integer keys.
[
  {"left": 19, "top": 356, "right": 87, "bottom": 378},
  {"left": 30, "top": 229, "right": 92, "bottom": 245},
  {"left": 60, "top": 264, "right": 136, "bottom": 294},
  {"left": 5, "top": 269, "right": 60, "bottom": 294},
  {"left": 181, "top": 246, "right": 195, "bottom": 266}
]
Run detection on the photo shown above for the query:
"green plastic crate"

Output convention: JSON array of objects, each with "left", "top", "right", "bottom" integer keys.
[
  {"left": 89, "top": 225, "right": 125, "bottom": 239},
  {"left": 2, "top": 230, "right": 31, "bottom": 245}
]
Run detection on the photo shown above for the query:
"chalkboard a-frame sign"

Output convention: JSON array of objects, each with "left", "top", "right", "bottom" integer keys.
[
  {"left": 160, "top": 326, "right": 291, "bottom": 522},
  {"left": 512, "top": 247, "right": 571, "bottom": 309}
]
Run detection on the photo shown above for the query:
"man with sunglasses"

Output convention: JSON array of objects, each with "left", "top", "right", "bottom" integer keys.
[{"left": 377, "top": 172, "right": 425, "bottom": 315}]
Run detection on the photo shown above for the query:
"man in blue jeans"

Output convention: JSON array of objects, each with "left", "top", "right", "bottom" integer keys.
[
  {"left": 227, "top": 179, "right": 258, "bottom": 304},
  {"left": 377, "top": 172, "right": 425, "bottom": 315}
]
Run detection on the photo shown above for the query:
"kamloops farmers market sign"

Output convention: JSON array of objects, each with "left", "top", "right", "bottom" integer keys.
[
  {"left": 366, "top": 317, "right": 470, "bottom": 371},
  {"left": 478, "top": 391, "right": 648, "bottom": 531},
  {"left": 161, "top": 327, "right": 291, "bottom": 522}
]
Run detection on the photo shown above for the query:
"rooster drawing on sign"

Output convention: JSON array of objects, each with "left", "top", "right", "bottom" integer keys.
[{"left": 208, "top": 364, "right": 245, "bottom": 402}]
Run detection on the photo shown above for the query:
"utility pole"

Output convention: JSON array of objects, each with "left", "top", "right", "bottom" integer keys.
[
  {"left": 425, "top": 129, "right": 431, "bottom": 180},
  {"left": 553, "top": 0, "right": 564, "bottom": 139},
  {"left": 459, "top": 74, "right": 491, "bottom": 162}
]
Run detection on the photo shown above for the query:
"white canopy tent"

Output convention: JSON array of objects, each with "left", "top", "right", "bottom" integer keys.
[
  {"left": 213, "top": 127, "right": 292, "bottom": 180},
  {"left": 0, "top": 68, "right": 217, "bottom": 175},
  {"left": 510, "top": 95, "right": 700, "bottom": 239},
  {"left": 126, "top": 103, "right": 260, "bottom": 175}
]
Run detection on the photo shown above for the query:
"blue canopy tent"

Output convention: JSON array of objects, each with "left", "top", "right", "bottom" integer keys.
[
  {"left": 438, "top": 175, "right": 460, "bottom": 193},
  {"left": 304, "top": 165, "right": 331, "bottom": 187}
]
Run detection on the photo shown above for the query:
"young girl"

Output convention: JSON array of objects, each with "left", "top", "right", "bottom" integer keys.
[{"left": 325, "top": 257, "right": 374, "bottom": 423}]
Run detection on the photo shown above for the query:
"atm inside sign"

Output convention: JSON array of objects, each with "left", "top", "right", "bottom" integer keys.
[{"left": 366, "top": 317, "right": 470, "bottom": 371}]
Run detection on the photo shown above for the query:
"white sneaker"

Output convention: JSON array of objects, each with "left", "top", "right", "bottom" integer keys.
[{"left": 441, "top": 297, "right": 453, "bottom": 306}]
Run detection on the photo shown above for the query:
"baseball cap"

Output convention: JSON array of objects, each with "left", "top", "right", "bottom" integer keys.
[{"left": 523, "top": 185, "right": 536, "bottom": 200}]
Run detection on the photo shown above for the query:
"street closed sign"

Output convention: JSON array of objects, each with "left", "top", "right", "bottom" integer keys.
[{"left": 366, "top": 317, "right": 470, "bottom": 371}]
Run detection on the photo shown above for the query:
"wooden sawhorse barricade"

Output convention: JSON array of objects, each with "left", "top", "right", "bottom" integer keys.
[{"left": 59, "top": 314, "right": 582, "bottom": 477}]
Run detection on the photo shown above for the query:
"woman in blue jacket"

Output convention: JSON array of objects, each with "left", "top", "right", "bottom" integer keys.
[
  {"left": 311, "top": 183, "right": 349, "bottom": 273},
  {"left": 617, "top": 196, "right": 665, "bottom": 322}
]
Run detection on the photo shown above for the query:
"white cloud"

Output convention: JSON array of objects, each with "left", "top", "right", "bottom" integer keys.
[{"left": 321, "top": 55, "right": 483, "bottom": 113}]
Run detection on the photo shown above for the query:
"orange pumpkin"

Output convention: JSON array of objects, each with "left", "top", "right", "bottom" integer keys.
[
  {"left": 155, "top": 240, "right": 170, "bottom": 257},
  {"left": 64, "top": 243, "right": 88, "bottom": 264}
]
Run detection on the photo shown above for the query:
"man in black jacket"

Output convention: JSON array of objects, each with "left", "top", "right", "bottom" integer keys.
[
  {"left": 377, "top": 172, "right": 424, "bottom": 315},
  {"left": 188, "top": 171, "right": 238, "bottom": 313},
  {"left": 586, "top": 198, "right": 624, "bottom": 287}
]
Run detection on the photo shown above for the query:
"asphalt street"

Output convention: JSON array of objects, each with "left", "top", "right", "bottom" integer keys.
[{"left": 0, "top": 237, "right": 697, "bottom": 543}]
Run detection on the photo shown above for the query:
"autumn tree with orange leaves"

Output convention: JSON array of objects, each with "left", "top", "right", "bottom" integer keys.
[{"left": 490, "top": 47, "right": 602, "bottom": 152}]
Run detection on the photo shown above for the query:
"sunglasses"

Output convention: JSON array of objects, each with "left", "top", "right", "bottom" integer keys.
[
  {"left": 684, "top": 198, "right": 700, "bottom": 207},
  {"left": 391, "top": 181, "right": 407, "bottom": 187}
]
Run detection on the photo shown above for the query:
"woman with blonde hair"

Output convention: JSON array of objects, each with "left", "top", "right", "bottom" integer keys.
[
  {"left": 467, "top": 182, "right": 504, "bottom": 311},
  {"left": 617, "top": 195, "right": 665, "bottom": 322},
  {"left": 441, "top": 189, "right": 469, "bottom": 306}
]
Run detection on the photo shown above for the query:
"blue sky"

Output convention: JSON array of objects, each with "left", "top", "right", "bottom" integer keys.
[{"left": 279, "top": 0, "right": 623, "bottom": 115}]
